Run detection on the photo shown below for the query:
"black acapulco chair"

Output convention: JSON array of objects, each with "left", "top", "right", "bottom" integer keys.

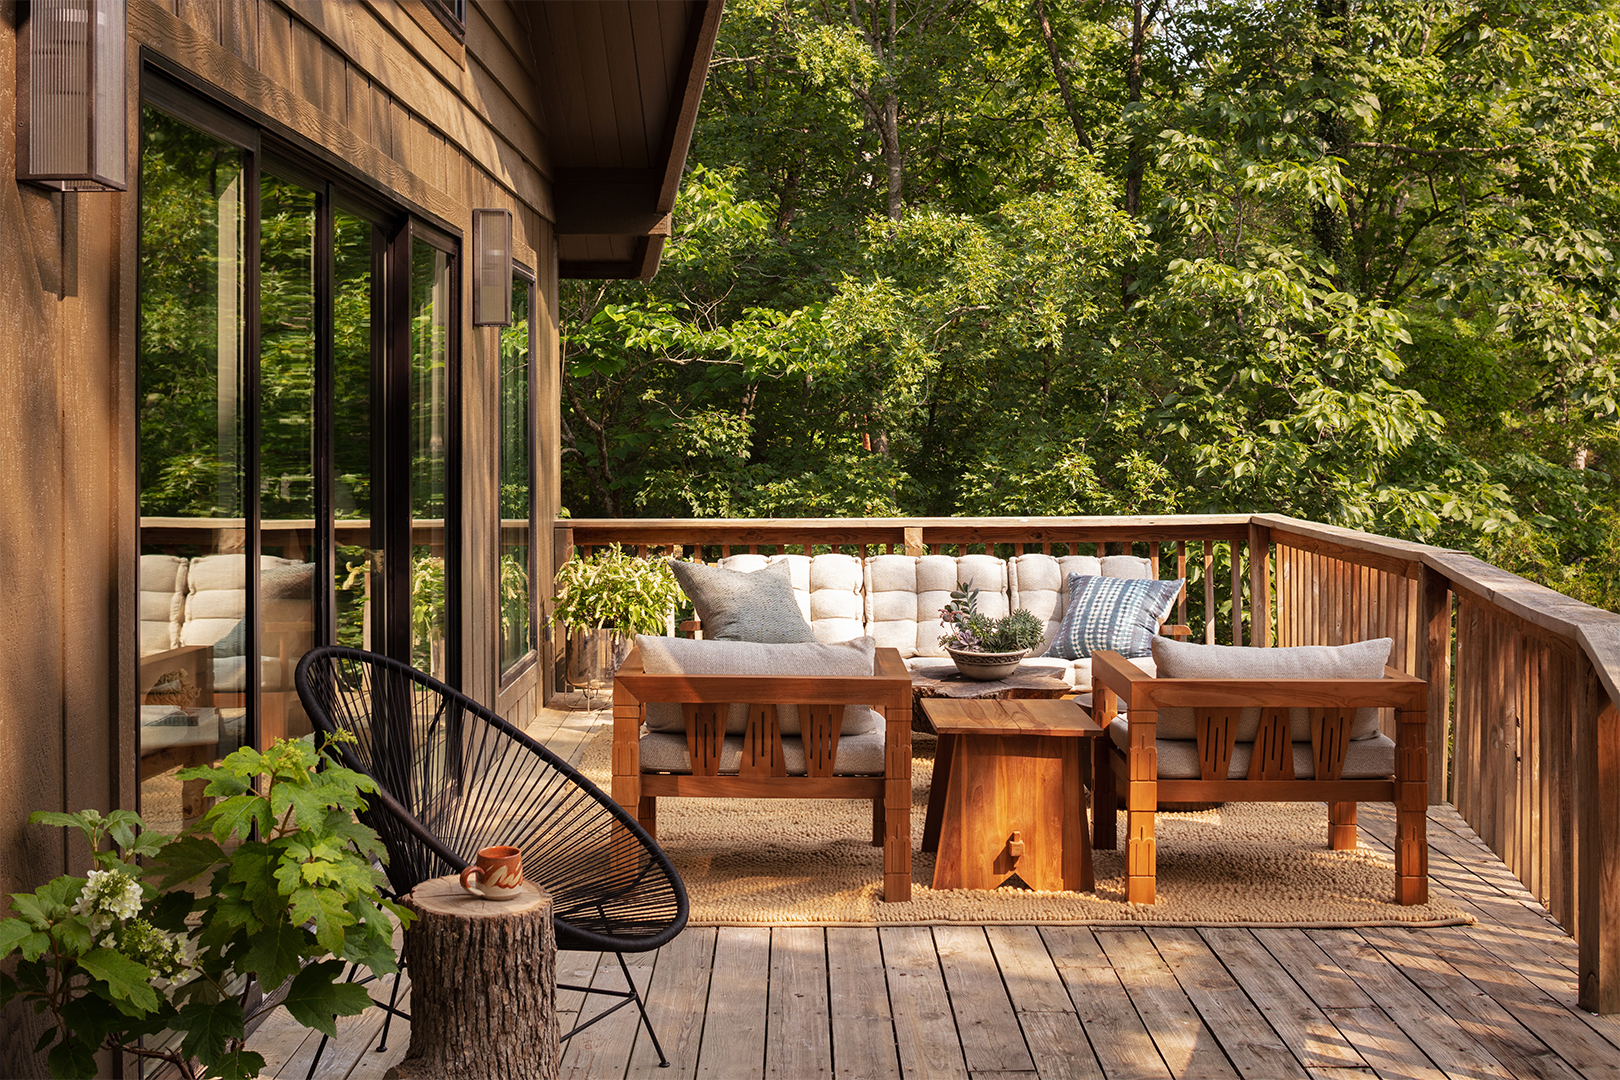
[{"left": 294, "top": 645, "right": 689, "bottom": 1068}]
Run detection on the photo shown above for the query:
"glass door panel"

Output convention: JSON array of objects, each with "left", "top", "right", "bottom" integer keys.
[
  {"left": 136, "top": 107, "right": 249, "bottom": 829},
  {"left": 499, "top": 276, "right": 533, "bottom": 676},
  {"left": 409, "top": 239, "right": 453, "bottom": 679},
  {"left": 334, "top": 209, "right": 378, "bottom": 653},
  {"left": 257, "top": 172, "right": 318, "bottom": 744}
]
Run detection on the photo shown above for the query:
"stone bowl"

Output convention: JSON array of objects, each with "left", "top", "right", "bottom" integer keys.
[{"left": 945, "top": 646, "right": 1029, "bottom": 681}]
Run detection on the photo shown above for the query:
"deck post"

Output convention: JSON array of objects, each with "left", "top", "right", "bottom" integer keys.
[
  {"left": 1577, "top": 661, "right": 1620, "bottom": 1013},
  {"left": 1419, "top": 565, "right": 1452, "bottom": 803}
]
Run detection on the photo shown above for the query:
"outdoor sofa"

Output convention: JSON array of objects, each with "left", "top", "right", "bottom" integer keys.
[{"left": 611, "top": 550, "right": 1430, "bottom": 904}]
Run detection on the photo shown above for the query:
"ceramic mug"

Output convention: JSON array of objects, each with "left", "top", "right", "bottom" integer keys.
[{"left": 459, "top": 845, "right": 524, "bottom": 900}]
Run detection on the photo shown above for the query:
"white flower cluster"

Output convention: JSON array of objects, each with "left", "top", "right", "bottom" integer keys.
[{"left": 71, "top": 869, "right": 143, "bottom": 936}]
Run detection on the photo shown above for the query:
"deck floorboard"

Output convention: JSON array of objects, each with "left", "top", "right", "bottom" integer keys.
[{"left": 243, "top": 704, "right": 1620, "bottom": 1080}]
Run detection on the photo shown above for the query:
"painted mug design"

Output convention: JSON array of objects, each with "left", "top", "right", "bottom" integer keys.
[{"left": 459, "top": 845, "right": 524, "bottom": 900}]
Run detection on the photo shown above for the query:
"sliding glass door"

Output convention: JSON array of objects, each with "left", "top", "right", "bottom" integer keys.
[{"left": 136, "top": 85, "right": 458, "bottom": 827}]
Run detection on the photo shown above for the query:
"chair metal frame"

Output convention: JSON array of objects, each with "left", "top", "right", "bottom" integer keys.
[{"left": 295, "top": 645, "right": 690, "bottom": 1069}]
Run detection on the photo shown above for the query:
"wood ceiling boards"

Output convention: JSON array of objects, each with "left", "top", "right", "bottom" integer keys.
[{"left": 526, "top": 0, "right": 724, "bottom": 280}]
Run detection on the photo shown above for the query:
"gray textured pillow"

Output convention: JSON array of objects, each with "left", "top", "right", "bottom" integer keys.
[
  {"left": 1149, "top": 636, "right": 1394, "bottom": 741},
  {"left": 669, "top": 559, "right": 817, "bottom": 643},
  {"left": 635, "top": 635, "right": 881, "bottom": 736}
]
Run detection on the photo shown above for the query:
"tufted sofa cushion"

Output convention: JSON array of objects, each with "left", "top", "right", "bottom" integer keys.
[
  {"left": 716, "top": 553, "right": 865, "bottom": 643},
  {"left": 140, "top": 554, "right": 315, "bottom": 692},
  {"left": 864, "top": 554, "right": 1010, "bottom": 659},
  {"left": 139, "top": 555, "right": 189, "bottom": 655}
]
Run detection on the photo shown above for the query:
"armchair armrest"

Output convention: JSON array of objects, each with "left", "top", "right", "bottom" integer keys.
[{"left": 1092, "top": 649, "right": 1152, "bottom": 698}]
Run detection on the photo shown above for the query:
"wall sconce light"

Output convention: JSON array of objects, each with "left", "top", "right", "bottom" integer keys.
[
  {"left": 16, "top": 0, "right": 128, "bottom": 191},
  {"left": 472, "top": 208, "right": 512, "bottom": 326}
]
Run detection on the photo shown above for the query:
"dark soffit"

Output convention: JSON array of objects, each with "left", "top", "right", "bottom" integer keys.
[{"left": 523, "top": 0, "right": 724, "bottom": 281}]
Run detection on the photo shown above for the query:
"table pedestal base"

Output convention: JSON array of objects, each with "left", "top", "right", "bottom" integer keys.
[{"left": 925, "top": 733, "right": 1094, "bottom": 892}]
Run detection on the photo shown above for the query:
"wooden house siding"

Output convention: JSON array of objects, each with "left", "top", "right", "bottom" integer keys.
[{"left": 0, "top": 2, "right": 714, "bottom": 1070}]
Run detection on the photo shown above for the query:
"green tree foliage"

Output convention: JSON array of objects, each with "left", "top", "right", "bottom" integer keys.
[
  {"left": 560, "top": 0, "right": 1620, "bottom": 612},
  {"left": 557, "top": 0, "right": 1620, "bottom": 613}
]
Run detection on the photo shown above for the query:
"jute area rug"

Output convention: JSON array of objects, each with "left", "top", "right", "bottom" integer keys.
[{"left": 580, "top": 729, "right": 1470, "bottom": 928}]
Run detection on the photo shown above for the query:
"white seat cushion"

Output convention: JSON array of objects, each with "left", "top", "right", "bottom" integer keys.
[{"left": 1107, "top": 719, "right": 1397, "bottom": 779}]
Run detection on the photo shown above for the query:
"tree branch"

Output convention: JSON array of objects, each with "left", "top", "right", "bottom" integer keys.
[{"left": 1351, "top": 141, "right": 1525, "bottom": 159}]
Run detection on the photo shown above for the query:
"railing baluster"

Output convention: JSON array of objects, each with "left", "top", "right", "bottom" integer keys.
[
  {"left": 1176, "top": 541, "right": 1188, "bottom": 630},
  {"left": 1203, "top": 541, "right": 1215, "bottom": 645}
]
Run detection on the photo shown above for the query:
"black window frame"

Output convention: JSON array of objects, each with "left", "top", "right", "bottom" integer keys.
[
  {"left": 422, "top": 0, "right": 467, "bottom": 41},
  {"left": 136, "top": 64, "right": 465, "bottom": 713}
]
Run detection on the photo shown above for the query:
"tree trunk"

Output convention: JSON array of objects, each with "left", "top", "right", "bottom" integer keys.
[
  {"left": 385, "top": 877, "right": 559, "bottom": 1080},
  {"left": 1032, "top": 0, "right": 1093, "bottom": 152},
  {"left": 1122, "top": 0, "right": 1149, "bottom": 308}
]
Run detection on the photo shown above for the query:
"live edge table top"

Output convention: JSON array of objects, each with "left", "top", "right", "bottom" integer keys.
[{"left": 920, "top": 697, "right": 1103, "bottom": 738}]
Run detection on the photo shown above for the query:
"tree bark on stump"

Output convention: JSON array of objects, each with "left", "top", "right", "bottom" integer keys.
[{"left": 384, "top": 877, "right": 559, "bottom": 1080}]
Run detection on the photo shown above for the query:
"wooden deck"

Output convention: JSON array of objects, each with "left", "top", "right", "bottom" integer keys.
[{"left": 245, "top": 698, "right": 1620, "bottom": 1080}]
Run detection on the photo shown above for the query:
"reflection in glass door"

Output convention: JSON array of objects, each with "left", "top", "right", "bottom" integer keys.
[
  {"left": 136, "top": 106, "right": 250, "bottom": 831},
  {"left": 138, "top": 94, "right": 459, "bottom": 841},
  {"left": 409, "top": 238, "right": 454, "bottom": 680},
  {"left": 257, "top": 171, "right": 318, "bottom": 744},
  {"left": 333, "top": 208, "right": 379, "bottom": 654}
]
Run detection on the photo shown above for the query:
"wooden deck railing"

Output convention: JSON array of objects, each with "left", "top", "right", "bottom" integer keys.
[{"left": 558, "top": 513, "right": 1620, "bottom": 1012}]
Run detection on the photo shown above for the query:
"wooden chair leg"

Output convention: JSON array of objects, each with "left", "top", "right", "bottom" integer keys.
[
  {"left": 871, "top": 798, "right": 884, "bottom": 846},
  {"left": 638, "top": 796, "right": 658, "bottom": 839},
  {"left": 1328, "top": 801, "right": 1357, "bottom": 850},
  {"left": 1092, "top": 737, "right": 1116, "bottom": 851}
]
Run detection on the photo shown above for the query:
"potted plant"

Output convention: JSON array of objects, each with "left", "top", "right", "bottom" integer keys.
[
  {"left": 938, "top": 582, "right": 1047, "bottom": 680},
  {"left": 554, "top": 546, "right": 682, "bottom": 690},
  {"left": 0, "top": 736, "right": 410, "bottom": 1079}
]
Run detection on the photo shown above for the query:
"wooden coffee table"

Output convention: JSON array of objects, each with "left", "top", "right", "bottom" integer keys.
[{"left": 920, "top": 697, "right": 1106, "bottom": 892}]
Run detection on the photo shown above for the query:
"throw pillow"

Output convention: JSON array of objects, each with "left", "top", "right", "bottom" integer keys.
[
  {"left": 635, "top": 634, "right": 881, "bottom": 735},
  {"left": 1149, "top": 636, "right": 1394, "bottom": 741},
  {"left": 669, "top": 559, "right": 817, "bottom": 644},
  {"left": 1046, "top": 574, "right": 1184, "bottom": 660}
]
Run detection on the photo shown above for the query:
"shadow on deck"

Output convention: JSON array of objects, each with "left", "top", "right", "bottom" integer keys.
[{"left": 245, "top": 697, "right": 1620, "bottom": 1080}]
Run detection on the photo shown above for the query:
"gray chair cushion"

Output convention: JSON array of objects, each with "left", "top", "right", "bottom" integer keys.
[
  {"left": 639, "top": 728, "right": 887, "bottom": 776},
  {"left": 1149, "top": 636, "right": 1394, "bottom": 741},
  {"left": 635, "top": 635, "right": 882, "bottom": 736},
  {"left": 670, "top": 559, "right": 817, "bottom": 644},
  {"left": 1106, "top": 718, "right": 1397, "bottom": 778}
]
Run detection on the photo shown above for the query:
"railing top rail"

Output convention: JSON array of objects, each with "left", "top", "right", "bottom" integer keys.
[{"left": 561, "top": 515, "right": 1254, "bottom": 530}]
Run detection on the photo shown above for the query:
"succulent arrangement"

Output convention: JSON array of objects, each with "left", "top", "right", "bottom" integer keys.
[{"left": 938, "top": 582, "right": 1045, "bottom": 653}]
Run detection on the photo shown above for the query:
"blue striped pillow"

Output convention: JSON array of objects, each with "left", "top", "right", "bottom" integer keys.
[{"left": 1046, "top": 574, "right": 1184, "bottom": 660}]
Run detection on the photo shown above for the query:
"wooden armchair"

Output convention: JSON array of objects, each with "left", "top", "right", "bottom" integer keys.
[
  {"left": 611, "top": 645, "right": 916, "bottom": 901},
  {"left": 1089, "top": 649, "right": 1429, "bottom": 905}
]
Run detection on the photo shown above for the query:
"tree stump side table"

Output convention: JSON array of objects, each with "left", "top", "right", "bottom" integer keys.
[{"left": 384, "top": 876, "right": 559, "bottom": 1080}]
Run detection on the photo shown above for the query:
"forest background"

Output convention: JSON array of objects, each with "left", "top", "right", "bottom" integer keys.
[{"left": 559, "top": 0, "right": 1620, "bottom": 613}]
